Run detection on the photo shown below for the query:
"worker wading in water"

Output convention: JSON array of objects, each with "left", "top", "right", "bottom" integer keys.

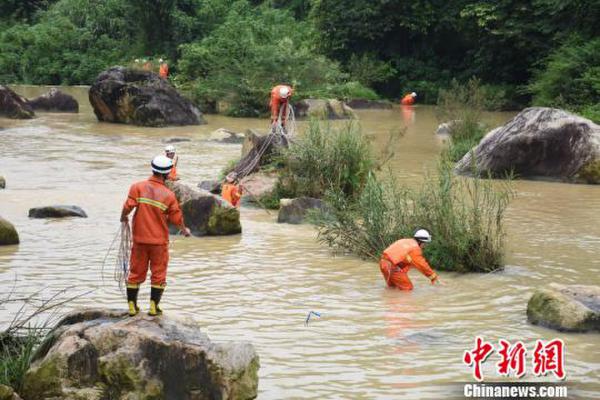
[
  {"left": 165, "top": 145, "right": 179, "bottom": 181},
  {"left": 401, "top": 92, "right": 417, "bottom": 105},
  {"left": 221, "top": 172, "right": 242, "bottom": 208},
  {"left": 159, "top": 58, "right": 169, "bottom": 79},
  {"left": 270, "top": 84, "right": 293, "bottom": 132},
  {"left": 121, "top": 155, "right": 191, "bottom": 316},
  {"left": 380, "top": 229, "right": 441, "bottom": 290}
]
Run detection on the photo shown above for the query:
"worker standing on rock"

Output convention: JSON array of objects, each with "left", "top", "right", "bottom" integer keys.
[
  {"left": 159, "top": 58, "right": 169, "bottom": 79},
  {"left": 270, "top": 84, "right": 293, "bottom": 131},
  {"left": 121, "top": 155, "right": 191, "bottom": 317},
  {"left": 379, "top": 229, "right": 440, "bottom": 290},
  {"left": 165, "top": 145, "right": 179, "bottom": 181},
  {"left": 401, "top": 92, "right": 417, "bottom": 105},
  {"left": 221, "top": 172, "right": 242, "bottom": 208}
]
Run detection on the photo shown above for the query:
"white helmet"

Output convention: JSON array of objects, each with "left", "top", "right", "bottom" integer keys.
[
  {"left": 279, "top": 86, "right": 290, "bottom": 99},
  {"left": 411, "top": 92, "right": 417, "bottom": 97},
  {"left": 151, "top": 155, "right": 173, "bottom": 174},
  {"left": 165, "top": 144, "right": 176, "bottom": 153},
  {"left": 414, "top": 229, "right": 432, "bottom": 243},
  {"left": 159, "top": 58, "right": 164, "bottom": 63}
]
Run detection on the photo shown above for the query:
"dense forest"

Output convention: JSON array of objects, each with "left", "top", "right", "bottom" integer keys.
[{"left": 0, "top": 0, "right": 598, "bottom": 119}]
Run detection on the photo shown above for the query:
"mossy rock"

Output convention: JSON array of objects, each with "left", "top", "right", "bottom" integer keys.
[
  {"left": 0, "top": 217, "right": 19, "bottom": 245},
  {"left": 208, "top": 205, "right": 241, "bottom": 235},
  {"left": 21, "top": 354, "right": 65, "bottom": 399},
  {"left": 0, "top": 384, "right": 15, "bottom": 400},
  {"left": 576, "top": 159, "right": 600, "bottom": 184}
]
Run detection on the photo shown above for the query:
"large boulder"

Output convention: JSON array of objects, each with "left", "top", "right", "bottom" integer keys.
[
  {"left": 346, "top": 99, "right": 392, "bottom": 109},
  {"left": 294, "top": 99, "right": 357, "bottom": 120},
  {"left": 167, "top": 181, "right": 241, "bottom": 236},
  {"left": 277, "top": 197, "right": 325, "bottom": 224},
  {"left": 21, "top": 308, "right": 259, "bottom": 400},
  {"left": 455, "top": 107, "right": 600, "bottom": 183},
  {"left": 89, "top": 66, "right": 205, "bottom": 127},
  {"left": 198, "top": 180, "right": 222, "bottom": 194},
  {"left": 527, "top": 284, "right": 600, "bottom": 332},
  {"left": 28, "top": 88, "right": 79, "bottom": 113},
  {"left": 240, "top": 172, "right": 278, "bottom": 204},
  {"left": 0, "top": 217, "right": 19, "bottom": 245},
  {"left": 28, "top": 206, "right": 87, "bottom": 219},
  {"left": 0, "top": 85, "right": 34, "bottom": 119}
]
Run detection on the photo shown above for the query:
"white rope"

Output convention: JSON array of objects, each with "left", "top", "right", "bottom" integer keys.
[{"left": 114, "top": 222, "right": 132, "bottom": 292}]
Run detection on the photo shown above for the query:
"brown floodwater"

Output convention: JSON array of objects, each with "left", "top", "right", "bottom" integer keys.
[{"left": 1, "top": 86, "right": 599, "bottom": 399}]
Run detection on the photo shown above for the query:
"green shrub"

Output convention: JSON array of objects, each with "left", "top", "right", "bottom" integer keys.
[
  {"left": 315, "top": 160, "right": 513, "bottom": 273},
  {"left": 0, "top": 332, "right": 40, "bottom": 391}
]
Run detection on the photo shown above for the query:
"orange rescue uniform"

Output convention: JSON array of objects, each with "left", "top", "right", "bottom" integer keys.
[
  {"left": 122, "top": 176, "right": 184, "bottom": 286},
  {"left": 159, "top": 63, "right": 169, "bottom": 79},
  {"left": 401, "top": 94, "right": 415, "bottom": 105},
  {"left": 221, "top": 183, "right": 242, "bottom": 208},
  {"left": 379, "top": 238, "right": 437, "bottom": 290},
  {"left": 167, "top": 155, "right": 178, "bottom": 181},
  {"left": 270, "top": 85, "right": 293, "bottom": 126}
]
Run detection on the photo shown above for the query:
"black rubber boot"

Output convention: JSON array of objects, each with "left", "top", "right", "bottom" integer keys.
[
  {"left": 126, "top": 284, "right": 140, "bottom": 316},
  {"left": 149, "top": 286, "right": 164, "bottom": 316}
]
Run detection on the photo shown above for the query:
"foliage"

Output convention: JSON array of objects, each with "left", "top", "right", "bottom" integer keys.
[
  {"left": 315, "top": 161, "right": 513, "bottom": 273},
  {"left": 530, "top": 36, "right": 600, "bottom": 119}
]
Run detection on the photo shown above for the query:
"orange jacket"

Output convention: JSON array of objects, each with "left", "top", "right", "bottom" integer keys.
[
  {"left": 270, "top": 85, "right": 293, "bottom": 122},
  {"left": 221, "top": 183, "right": 241, "bottom": 207},
  {"left": 401, "top": 94, "right": 415, "bottom": 105},
  {"left": 159, "top": 63, "right": 169, "bottom": 78},
  {"left": 122, "top": 176, "right": 184, "bottom": 245},
  {"left": 167, "top": 155, "right": 178, "bottom": 181},
  {"left": 382, "top": 238, "right": 436, "bottom": 280}
]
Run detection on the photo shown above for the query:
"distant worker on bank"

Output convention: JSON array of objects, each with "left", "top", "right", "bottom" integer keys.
[
  {"left": 159, "top": 58, "right": 169, "bottom": 79},
  {"left": 270, "top": 84, "right": 293, "bottom": 130},
  {"left": 221, "top": 172, "right": 242, "bottom": 208},
  {"left": 379, "top": 229, "right": 440, "bottom": 290},
  {"left": 142, "top": 58, "right": 152, "bottom": 71},
  {"left": 401, "top": 92, "right": 417, "bottom": 105},
  {"left": 121, "top": 155, "right": 191, "bottom": 317},
  {"left": 164, "top": 145, "right": 179, "bottom": 181}
]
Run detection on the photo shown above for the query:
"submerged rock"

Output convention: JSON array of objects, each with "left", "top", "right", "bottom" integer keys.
[
  {"left": 28, "top": 205, "right": 88, "bottom": 218},
  {"left": 89, "top": 66, "right": 205, "bottom": 127},
  {"left": 210, "top": 128, "right": 244, "bottom": 144},
  {"left": 295, "top": 99, "right": 357, "bottom": 120},
  {"left": 28, "top": 88, "right": 78, "bottom": 112},
  {"left": 277, "top": 197, "right": 325, "bottom": 224},
  {"left": 167, "top": 181, "right": 241, "bottom": 236},
  {"left": 527, "top": 284, "right": 600, "bottom": 332},
  {"left": 162, "top": 137, "right": 192, "bottom": 144},
  {"left": 455, "top": 107, "right": 600, "bottom": 184},
  {"left": 347, "top": 99, "right": 392, "bottom": 109},
  {"left": 0, "top": 217, "right": 19, "bottom": 245},
  {"left": 21, "top": 308, "right": 259, "bottom": 400},
  {"left": 0, "top": 85, "right": 34, "bottom": 119},
  {"left": 0, "top": 176, "right": 5, "bottom": 189}
]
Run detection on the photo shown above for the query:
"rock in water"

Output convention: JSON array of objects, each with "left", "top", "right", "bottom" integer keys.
[
  {"left": 0, "top": 217, "right": 19, "bottom": 245},
  {"left": 28, "top": 88, "right": 79, "bottom": 112},
  {"left": 277, "top": 197, "right": 325, "bottom": 224},
  {"left": 455, "top": 107, "right": 600, "bottom": 183},
  {"left": 210, "top": 128, "right": 244, "bottom": 144},
  {"left": 89, "top": 66, "right": 205, "bottom": 127},
  {"left": 21, "top": 308, "right": 259, "bottom": 400},
  {"left": 0, "top": 85, "right": 34, "bottom": 119},
  {"left": 167, "top": 181, "right": 241, "bottom": 236},
  {"left": 239, "top": 172, "right": 278, "bottom": 204},
  {"left": 347, "top": 99, "right": 392, "bottom": 109},
  {"left": 198, "top": 180, "right": 222, "bottom": 194},
  {"left": 28, "top": 205, "right": 88, "bottom": 218},
  {"left": 527, "top": 284, "right": 600, "bottom": 332},
  {"left": 295, "top": 99, "right": 357, "bottom": 120},
  {"left": 0, "top": 176, "right": 5, "bottom": 189}
]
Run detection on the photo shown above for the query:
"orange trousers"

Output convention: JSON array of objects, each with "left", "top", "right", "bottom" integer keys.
[
  {"left": 127, "top": 243, "right": 169, "bottom": 285},
  {"left": 379, "top": 258, "right": 413, "bottom": 290}
]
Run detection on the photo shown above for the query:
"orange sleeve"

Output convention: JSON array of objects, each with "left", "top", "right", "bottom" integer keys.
[
  {"left": 271, "top": 96, "right": 280, "bottom": 121},
  {"left": 409, "top": 248, "right": 437, "bottom": 280},
  {"left": 232, "top": 186, "right": 241, "bottom": 202},
  {"left": 166, "top": 194, "right": 185, "bottom": 228},
  {"left": 122, "top": 184, "right": 138, "bottom": 215}
]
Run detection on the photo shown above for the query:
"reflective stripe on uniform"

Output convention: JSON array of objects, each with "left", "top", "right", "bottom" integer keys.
[{"left": 137, "top": 197, "right": 167, "bottom": 211}]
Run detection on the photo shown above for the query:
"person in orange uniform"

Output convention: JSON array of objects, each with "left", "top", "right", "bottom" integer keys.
[
  {"left": 270, "top": 84, "right": 293, "bottom": 129},
  {"left": 401, "top": 92, "right": 417, "bottom": 105},
  {"left": 379, "top": 229, "right": 440, "bottom": 290},
  {"left": 165, "top": 145, "right": 179, "bottom": 181},
  {"left": 121, "top": 155, "right": 191, "bottom": 316},
  {"left": 221, "top": 172, "right": 242, "bottom": 208},
  {"left": 159, "top": 58, "right": 169, "bottom": 79}
]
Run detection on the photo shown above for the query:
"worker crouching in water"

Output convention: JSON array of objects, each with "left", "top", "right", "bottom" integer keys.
[
  {"left": 380, "top": 229, "right": 441, "bottom": 290},
  {"left": 121, "top": 155, "right": 191, "bottom": 316},
  {"left": 221, "top": 172, "right": 242, "bottom": 208},
  {"left": 401, "top": 92, "right": 417, "bottom": 105}
]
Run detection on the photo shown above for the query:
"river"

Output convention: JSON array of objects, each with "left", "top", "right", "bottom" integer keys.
[{"left": 1, "top": 86, "right": 599, "bottom": 399}]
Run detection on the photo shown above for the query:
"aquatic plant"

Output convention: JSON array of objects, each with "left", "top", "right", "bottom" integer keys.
[{"left": 315, "top": 159, "right": 514, "bottom": 273}]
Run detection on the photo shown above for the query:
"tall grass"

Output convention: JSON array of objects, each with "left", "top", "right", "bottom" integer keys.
[
  {"left": 437, "top": 78, "right": 489, "bottom": 162},
  {"left": 316, "top": 160, "right": 513, "bottom": 273}
]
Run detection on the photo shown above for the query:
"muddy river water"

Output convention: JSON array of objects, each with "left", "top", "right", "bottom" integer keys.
[{"left": 1, "top": 86, "right": 599, "bottom": 399}]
